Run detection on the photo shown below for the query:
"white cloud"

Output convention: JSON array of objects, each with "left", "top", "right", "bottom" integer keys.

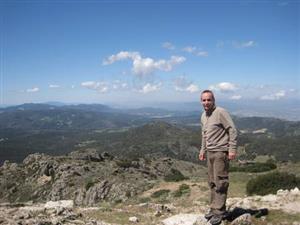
[
  {"left": 260, "top": 90, "right": 286, "bottom": 100},
  {"left": 275, "top": 90, "right": 286, "bottom": 98},
  {"left": 209, "top": 82, "right": 238, "bottom": 92},
  {"left": 186, "top": 84, "right": 200, "bottom": 93},
  {"left": 138, "top": 83, "right": 162, "bottom": 94},
  {"left": 81, "top": 81, "right": 108, "bottom": 93},
  {"left": 112, "top": 80, "right": 128, "bottom": 90},
  {"left": 162, "top": 42, "right": 175, "bottom": 50},
  {"left": 182, "top": 46, "right": 208, "bottom": 57},
  {"left": 230, "top": 95, "right": 242, "bottom": 100},
  {"left": 233, "top": 40, "right": 256, "bottom": 48},
  {"left": 196, "top": 51, "right": 208, "bottom": 57},
  {"left": 102, "top": 51, "right": 140, "bottom": 65},
  {"left": 174, "top": 76, "right": 199, "bottom": 93},
  {"left": 71, "top": 85, "right": 75, "bottom": 89},
  {"left": 26, "top": 87, "right": 39, "bottom": 93},
  {"left": 103, "top": 51, "right": 185, "bottom": 76},
  {"left": 49, "top": 84, "right": 60, "bottom": 88},
  {"left": 182, "top": 46, "right": 196, "bottom": 53}
]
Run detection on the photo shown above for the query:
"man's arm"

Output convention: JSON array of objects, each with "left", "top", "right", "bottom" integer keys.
[
  {"left": 199, "top": 115, "right": 206, "bottom": 161},
  {"left": 199, "top": 130, "right": 206, "bottom": 160},
  {"left": 220, "top": 109, "right": 237, "bottom": 160}
]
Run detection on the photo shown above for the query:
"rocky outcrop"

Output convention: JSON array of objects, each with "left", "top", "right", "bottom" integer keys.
[
  {"left": 227, "top": 187, "right": 300, "bottom": 214},
  {"left": 69, "top": 149, "right": 114, "bottom": 162},
  {"left": 0, "top": 150, "right": 203, "bottom": 206}
]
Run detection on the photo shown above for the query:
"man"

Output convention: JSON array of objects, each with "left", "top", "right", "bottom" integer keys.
[{"left": 199, "top": 90, "right": 237, "bottom": 225}]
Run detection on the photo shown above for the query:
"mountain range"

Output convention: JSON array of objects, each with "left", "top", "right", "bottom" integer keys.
[{"left": 1, "top": 103, "right": 300, "bottom": 165}]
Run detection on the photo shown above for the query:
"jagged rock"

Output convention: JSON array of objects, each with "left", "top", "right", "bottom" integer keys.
[
  {"left": 74, "top": 188, "right": 86, "bottom": 205},
  {"left": 23, "top": 153, "right": 48, "bottom": 165},
  {"left": 84, "top": 180, "right": 111, "bottom": 206},
  {"left": 231, "top": 213, "right": 252, "bottom": 225}
]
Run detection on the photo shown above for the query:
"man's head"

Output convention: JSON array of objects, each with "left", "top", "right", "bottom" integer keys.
[{"left": 201, "top": 90, "right": 215, "bottom": 112}]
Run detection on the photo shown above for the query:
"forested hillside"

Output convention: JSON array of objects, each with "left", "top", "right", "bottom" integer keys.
[{"left": 1, "top": 104, "right": 300, "bottom": 164}]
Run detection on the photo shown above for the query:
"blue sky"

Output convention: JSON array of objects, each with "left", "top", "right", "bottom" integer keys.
[{"left": 1, "top": 0, "right": 299, "bottom": 106}]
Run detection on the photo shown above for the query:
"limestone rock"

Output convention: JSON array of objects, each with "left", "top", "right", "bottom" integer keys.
[
  {"left": 161, "top": 214, "right": 208, "bottom": 225},
  {"left": 227, "top": 187, "right": 300, "bottom": 214},
  {"left": 231, "top": 213, "right": 252, "bottom": 225},
  {"left": 44, "top": 200, "right": 74, "bottom": 209},
  {"left": 129, "top": 216, "right": 139, "bottom": 223}
]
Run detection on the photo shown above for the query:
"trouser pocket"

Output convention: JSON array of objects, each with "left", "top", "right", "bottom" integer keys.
[{"left": 216, "top": 175, "right": 229, "bottom": 193}]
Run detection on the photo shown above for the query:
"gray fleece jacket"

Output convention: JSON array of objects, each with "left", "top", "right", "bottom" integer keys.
[{"left": 200, "top": 106, "right": 237, "bottom": 154}]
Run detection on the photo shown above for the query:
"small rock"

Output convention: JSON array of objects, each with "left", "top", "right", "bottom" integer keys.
[
  {"left": 138, "top": 203, "right": 148, "bottom": 207},
  {"left": 162, "top": 214, "right": 205, "bottom": 225},
  {"left": 129, "top": 216, "right": 139, "bottom": 223},
  {"left": 44, "top": 200, "right": 74, "bottom": 209},
  {"left": 231, "top": 213, "right": 252, "bottom": 225}
]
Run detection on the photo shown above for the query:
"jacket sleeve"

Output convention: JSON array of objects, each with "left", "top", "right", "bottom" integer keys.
[
  {"left": 219, "top": 109, "right": 237, "bottom": 154},
  {"left": 200, "top": 115, "right": 206, "bottom": 155}
]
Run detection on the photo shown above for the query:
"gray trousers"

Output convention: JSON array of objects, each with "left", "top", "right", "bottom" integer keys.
[{"left": 207, "top": 151, "right": 229, "bottom": 215}]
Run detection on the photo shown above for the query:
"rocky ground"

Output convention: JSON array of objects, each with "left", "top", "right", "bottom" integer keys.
[
  {"left": 1, "top": 187, "right": 300, "bottom": 225},
  {"left": 1, "top": 150, "right": 300, "bottom": 225}
]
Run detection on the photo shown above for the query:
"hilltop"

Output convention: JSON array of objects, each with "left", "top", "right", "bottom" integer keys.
[{"left": 1, "top": 148, "right": 300, "bottom": 225}]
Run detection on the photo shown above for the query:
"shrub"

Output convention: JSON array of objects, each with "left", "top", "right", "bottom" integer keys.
[
  {"left": 246, "top": 171, "right": 300, "bottom": 195},
  {"left": 139, "top": 197, "right": 151, "bottom": 203},
  {"left": 164, "top": 168, "right": 187, "bottom": 182},
  {"left": 230, "top": 162, "right": 277, "bottom": 173},
  {"left": 173, "top": 184, "right": 190, "bottom": 197},
  {"left": 151, "top": 189, "right": 170, "bottom": 198}
]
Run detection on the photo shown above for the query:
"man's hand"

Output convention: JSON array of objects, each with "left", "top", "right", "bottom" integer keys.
[
  {"left": 228, "top": 152, "right": 236, "bottom": 160},
  {"left": 199, "top": 152, "right": 205, "bottom": 161}
]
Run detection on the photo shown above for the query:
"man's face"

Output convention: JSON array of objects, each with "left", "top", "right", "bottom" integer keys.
[{"left": 201, "top": 92, "right": 215, "bottom": 112}]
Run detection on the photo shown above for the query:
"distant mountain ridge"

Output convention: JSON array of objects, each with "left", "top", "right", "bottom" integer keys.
[
  {"left": 1, "top": 103, "right": 300, "bottom": 164},
  {"left": 2, "top": 100, "right": 300, "bottom": 121}
]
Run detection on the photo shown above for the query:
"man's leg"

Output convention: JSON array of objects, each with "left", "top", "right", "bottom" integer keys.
[
  {"left": 209, "top": 151, "right": 229, "bottom": 224},
  {"left": 205, "top": 151, "right": 216, "bottom": 220}
]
